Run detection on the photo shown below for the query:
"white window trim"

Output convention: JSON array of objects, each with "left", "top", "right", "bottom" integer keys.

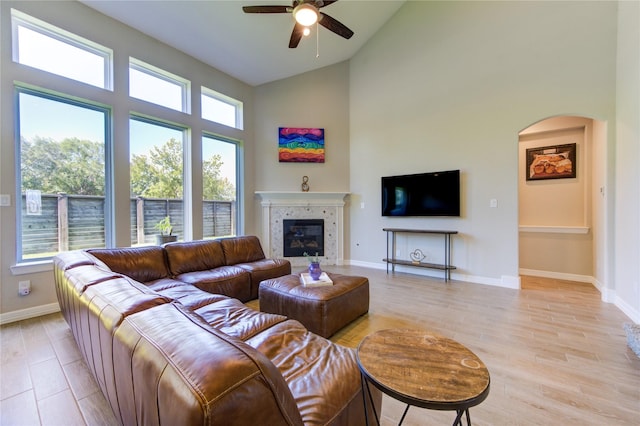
[
  {"left": 11, "top": 8, "right": 113, "bottom": 90},
  {"left": 201, "top": 86, "right": 244, "bottom": 130},
  {"left": 129, "top": 57, "right": 191, "bottom": 114}
]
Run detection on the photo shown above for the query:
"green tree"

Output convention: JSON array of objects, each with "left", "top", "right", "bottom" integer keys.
[
  {"left": 130, "top": 137, "right": 183, "bottom": 198},
  {"left": 130, "top": 138, "right": 234, "bottom": 200},
  {"left": 203, "top": 154, "right": 235, "bottom": 201},
  {"left": 21, "top": 136, "right": 105, "bottom": 195}
]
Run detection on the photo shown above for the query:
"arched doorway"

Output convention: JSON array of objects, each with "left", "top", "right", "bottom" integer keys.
[{"left": 518, "top": 116, "right": 608, "bottom": 292}]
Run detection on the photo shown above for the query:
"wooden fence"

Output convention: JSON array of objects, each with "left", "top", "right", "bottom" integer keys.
[{"left": 21, "top": 193, "right": 235, "bottom": 257}]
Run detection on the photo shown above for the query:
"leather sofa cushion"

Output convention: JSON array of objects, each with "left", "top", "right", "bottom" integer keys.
[
  {"left": 246, "top": 320, "right": 364, "bottom": 426},
  {"left": 87, "top": 246, "right": 170, "bottom": 283},
  {"left": 164, "top": 239, "right": 226, "bottom": 275},
  {"left": 194, "top": 297, "right": 287, "bottom": 340},
  {"left": 177, "top": 266, "right": 252, "bottom": 302},
  {"left": 220, "top": 235, "right": 266, "bottom": 265}
]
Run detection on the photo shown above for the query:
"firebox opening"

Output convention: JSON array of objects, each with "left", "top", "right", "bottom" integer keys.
[{"left": 283, "top": 219, "right": 324, "bottom": 258}]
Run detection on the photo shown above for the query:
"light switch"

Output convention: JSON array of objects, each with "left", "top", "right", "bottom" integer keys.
[
  {"left": 0, "top": 194, "right": 10, "bottom": 206},
  {"left": 490, "top": 199, "right": 498, "bottom": 208}
]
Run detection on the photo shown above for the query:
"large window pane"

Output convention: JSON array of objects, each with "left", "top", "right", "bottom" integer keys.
[
  {"left": 17, "top": 89, "right": 108, "bottom": 261},
  {"left": 130, "top": 118, "right": 184, "bottom": 245},
  {"left": 12, "top": 10, "right": 111, "bottom": 89},
  {"left": 202, "top": 135, "right": 237, "bottom": 238}
]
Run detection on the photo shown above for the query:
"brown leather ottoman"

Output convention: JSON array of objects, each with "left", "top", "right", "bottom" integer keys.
[{"left": 259, "top": 273, "right": 370, "bottom": 338}]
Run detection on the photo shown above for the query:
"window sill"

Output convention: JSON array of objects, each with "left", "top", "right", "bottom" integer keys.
[{"left": 11, "top": 260, "right": 53, "bottom": 275}]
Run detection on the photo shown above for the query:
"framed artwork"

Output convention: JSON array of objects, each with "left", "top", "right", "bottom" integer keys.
[
  {"left": 526, "top": 143, "right": 576, "bottom": 181},
  {"left": 278, "top": 127, "right": 325, "bottom": 163}
]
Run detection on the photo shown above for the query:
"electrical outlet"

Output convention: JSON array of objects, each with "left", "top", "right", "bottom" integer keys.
[{"left": 18, "top": 280, "right": 31, "bottom": 296}]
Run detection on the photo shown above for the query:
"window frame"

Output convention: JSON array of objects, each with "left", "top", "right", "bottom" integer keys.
[
  {"left": 201, "top": 86, "right": 244, "bottom": 130},
  {"left": 14, "top": 85, "right": 113, "bottom": 263},
  {"left": 129, "top": 58, "right": 191, "bottom": 114},
  {"left": 202, "top": 132, "right": 242, "bottom": 237},
  {"left": 11, "top": 8, "right": 113, "bottom": 90}
]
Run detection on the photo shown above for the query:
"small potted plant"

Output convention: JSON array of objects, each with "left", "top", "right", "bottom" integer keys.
[
  {"left": 303, "top": 251, "right": 322, "bottom": 280},
  {"left": 154, "top": 216, "right": 177, "bottom": 245}
]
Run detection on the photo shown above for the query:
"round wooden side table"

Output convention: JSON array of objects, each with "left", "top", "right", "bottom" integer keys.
[{"left": 357, "top": 328, "right": 490, "bottom": 426}]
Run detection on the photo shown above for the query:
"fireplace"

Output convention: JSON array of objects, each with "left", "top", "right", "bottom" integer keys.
[
  {"left": 255, "top": 191, "right": 349, "bottom": 266},
  {"left": 283, "top": 219, "right": 324, "bottom": 257}
]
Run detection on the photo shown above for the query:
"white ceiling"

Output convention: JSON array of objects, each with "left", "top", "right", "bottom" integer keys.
[{"left": 81, "top": 0, "right": 405, "bottom": 86}]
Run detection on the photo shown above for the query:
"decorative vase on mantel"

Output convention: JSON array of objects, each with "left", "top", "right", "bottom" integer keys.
[{"left": 308, "top": 261, "right": 322, "bottom": 280}]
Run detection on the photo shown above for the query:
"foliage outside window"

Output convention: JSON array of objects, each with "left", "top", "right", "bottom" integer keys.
[
  {"left": 203, "top": 135, "right": 238, "bottom": 238},
  {"left": 17, "top": 88, "right": 109, "bottom": 261}
]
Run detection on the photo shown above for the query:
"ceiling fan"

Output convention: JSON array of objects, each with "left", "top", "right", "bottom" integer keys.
[{"left": 242, "top": 0, "right": 354, "bottom": 48}]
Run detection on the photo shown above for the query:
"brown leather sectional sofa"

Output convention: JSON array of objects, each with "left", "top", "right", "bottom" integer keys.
[{"left": 53, "top": 235, "right": 380, "bottom": 425}]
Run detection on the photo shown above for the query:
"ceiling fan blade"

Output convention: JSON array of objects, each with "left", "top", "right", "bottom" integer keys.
[
  {"left": 318, "top": 12, "right": 354, "bottom": 39},
  {"left": 242, "top": 5, "right": 290, "bottom": 13},
  {"left": 289, "top": 23, "right": 305, "bottom": 48}
]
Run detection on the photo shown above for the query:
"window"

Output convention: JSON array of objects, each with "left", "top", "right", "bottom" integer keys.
[
  {"left": 202, "top": 135, "right": 238, "bottom": 238},
  {"left": 130, "top": 117, "right": 186, "bottom": 245},
  {"left": 130, "top": 58, "right": 190, "bottom": 113},
  {"left": 16, "top": 87, "right": 110, "bottom": 261},
  {"left": 201, "top": 86, "right": 243, "bottom": 129},
  {"left": 11, "top": 9, "right": 112, "bottom": 89}
]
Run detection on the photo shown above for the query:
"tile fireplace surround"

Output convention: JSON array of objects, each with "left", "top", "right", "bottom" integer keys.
[{"left": 255, "top": 192, "right": 349, "bottom": 267}]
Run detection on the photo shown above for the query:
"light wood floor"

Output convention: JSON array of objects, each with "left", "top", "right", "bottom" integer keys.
[{"left": 1, "top": 265, "right": 638, "bottom": 425}]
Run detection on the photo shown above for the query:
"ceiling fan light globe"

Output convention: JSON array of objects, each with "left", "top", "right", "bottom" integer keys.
[
  {"left": 294, "top": 4, "right": 318, "bottom": 26},
  {"left": 303, "top": 27, "right": 311, "bottom": 36}
]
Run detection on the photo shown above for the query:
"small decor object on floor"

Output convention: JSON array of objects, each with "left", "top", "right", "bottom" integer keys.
[
  {"left": 301, "top": 175, "right": 310, "bottom": 192},
  {"left": 410, "top": 249, "right": 426, "bottom": 264},
  {"left": 623, "top": 323, "right": 640, "bottom": 358}
]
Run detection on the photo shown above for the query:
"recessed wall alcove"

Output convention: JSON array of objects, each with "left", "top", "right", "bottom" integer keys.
[{"left": 518, "top": 115, "right": 607, "bottom": 286}]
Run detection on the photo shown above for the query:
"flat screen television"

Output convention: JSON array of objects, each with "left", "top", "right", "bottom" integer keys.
[{"left": 381, "top": 170, "right": 460, "bottom": 217}]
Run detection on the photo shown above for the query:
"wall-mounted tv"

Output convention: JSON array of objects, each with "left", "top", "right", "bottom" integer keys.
[{"left": 381, "top": 170, "right": 460, "bottom": 217}]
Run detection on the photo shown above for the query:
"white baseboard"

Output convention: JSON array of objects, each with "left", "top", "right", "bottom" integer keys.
[
  {"left": 518, "top": 268, "right": 594, "bottom": 283},
  {"left": 0, "top": 303, "right": 60, "bottom": 325},
  {"left": 348, "top": 260, "right": 520, "bottom": 288}
]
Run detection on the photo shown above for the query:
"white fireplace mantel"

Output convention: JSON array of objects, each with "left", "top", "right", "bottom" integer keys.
[
  {"left": 255, "top": 191, "right": 350, "bottom": 266},
  {"left": 255, "top": 191, "right": 350, "bottom": 206}
]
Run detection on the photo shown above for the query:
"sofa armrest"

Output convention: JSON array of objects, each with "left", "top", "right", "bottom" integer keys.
[{"left": 113, "top": 303, "right": 304, "bottom": 426}]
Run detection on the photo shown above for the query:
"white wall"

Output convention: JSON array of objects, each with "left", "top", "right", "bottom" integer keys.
[
  {"left": 614, "top": 0, "right": 640, "bottom": 321},
  {"left": 348, "top": 1, "right": 618, "bottom": 288},
  {"left": 252, "top": 62, "right": 351, "bottom": 232}
]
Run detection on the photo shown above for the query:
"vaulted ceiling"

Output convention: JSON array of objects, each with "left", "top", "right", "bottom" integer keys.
[{"left": 81, "top": 0, "right": 405, "bottom": 86}]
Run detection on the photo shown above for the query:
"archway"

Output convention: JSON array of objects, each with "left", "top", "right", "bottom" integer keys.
[{"left": 518, "top": 116, "right": 608, "bottom": 292}]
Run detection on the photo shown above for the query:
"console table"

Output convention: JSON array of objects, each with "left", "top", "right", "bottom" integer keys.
[{"left": 383, "top": 228, "right": 457, "bottom": 281}]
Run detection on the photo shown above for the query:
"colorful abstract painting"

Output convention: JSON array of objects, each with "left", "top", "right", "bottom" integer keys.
[{"left": 278, "top": 127, "right": 325, "bottom": 163}]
